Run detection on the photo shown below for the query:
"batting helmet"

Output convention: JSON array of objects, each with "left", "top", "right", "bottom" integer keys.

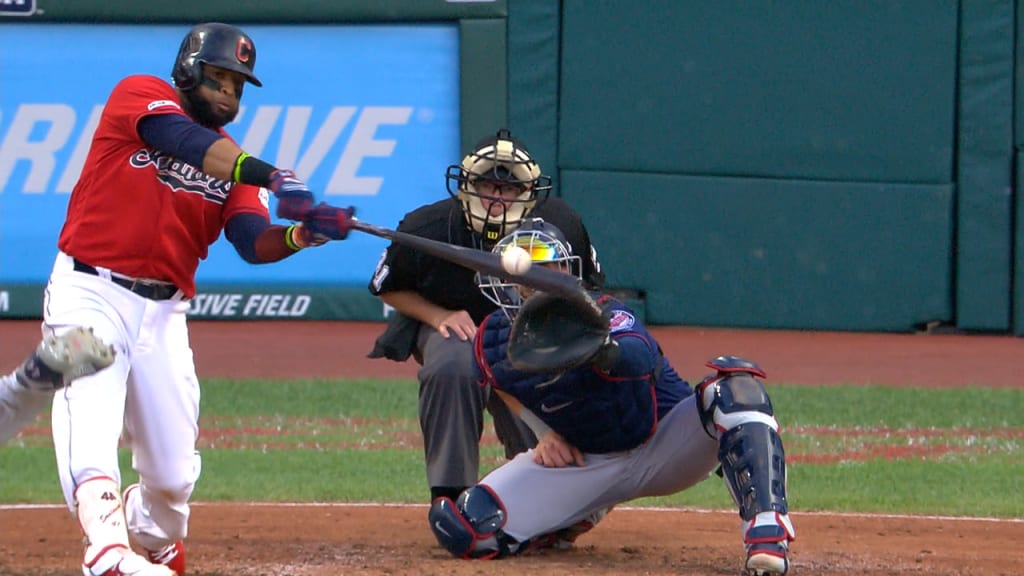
[
  {"left": 172, "top": 23, "right": 262, "bottom": 90},
  {"left": 477, "top": 218, "right": 582, "bottom": 319},
  {"left": 446, "top": 129, "right": 552, "bottom": 244}
]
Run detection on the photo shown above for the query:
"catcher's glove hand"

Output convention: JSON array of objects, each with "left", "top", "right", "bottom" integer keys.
[{"left": 507, "top": 291, "right": 611, "bottom": 373}]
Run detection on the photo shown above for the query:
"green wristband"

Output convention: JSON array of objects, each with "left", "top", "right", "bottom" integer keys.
[
  {"left": 233, "top": 152, "right": 250, "bottom": 183},
  {"left": 284, "top": 224, "right": 304, "bottom": 251}
]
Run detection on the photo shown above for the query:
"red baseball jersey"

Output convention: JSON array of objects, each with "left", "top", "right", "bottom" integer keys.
[{"left": 58, "top": 74, "right": 268, "bottom": 297}]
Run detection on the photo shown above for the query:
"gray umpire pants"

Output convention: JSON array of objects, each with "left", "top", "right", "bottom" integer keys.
[{"left": 416, "top": 325, "right": 537, "bottom": 490}]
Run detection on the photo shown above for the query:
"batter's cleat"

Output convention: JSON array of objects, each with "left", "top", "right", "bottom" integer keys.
[
  {"left": 17, "top": 327, "right": 115, "bottom": 390},
  {"left": 83, "top": 544, "right": 176, "bottom": 576},
  {"left": 20, "top": 327, "right": 116, "bottom": 390},
  {"left": 743, "top": 511, "right": 795, "bottom": 576},
  {"left": 123, "top": 484, "right": 186, "bottom": 576},
  {"left": 144, "top": 541, "right": 185, "bottom": 576}
]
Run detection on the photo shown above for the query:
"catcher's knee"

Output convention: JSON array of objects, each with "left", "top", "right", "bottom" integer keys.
[
  {"left": 696, "top": 356, "right": 789, "bottom": 520},
  {"left": 696, "top": 355, "right": 776, "bottom": 437},
  {"left": 429, "top": 485, "right": 520, "bottom": 559}
]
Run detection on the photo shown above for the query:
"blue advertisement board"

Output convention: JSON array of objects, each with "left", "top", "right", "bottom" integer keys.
[{"left": 0, "top": 23, "right": 459, "bottom": 288}]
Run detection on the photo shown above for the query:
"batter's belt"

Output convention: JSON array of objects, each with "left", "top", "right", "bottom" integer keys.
[{"left": 73, "top": 259, "right": 182, "bottom": 301}]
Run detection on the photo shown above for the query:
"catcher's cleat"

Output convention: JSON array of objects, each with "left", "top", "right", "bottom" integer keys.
[
  {"left": 83, "top": 544, "right": 176, "bottom": 576},
  {"left": 39, "top": 327, "right": 115, "bottom": 384},
  {"left": 743, "top": 511, "right": 794, "bottom": 576},
  {"left": 746, "top": 542, "right": 789, "bottom": 576}
]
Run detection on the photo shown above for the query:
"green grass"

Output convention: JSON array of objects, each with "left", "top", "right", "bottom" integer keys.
[
  {"left": 1, "top": 380, "right": 1021, "bottom": 518},
  {"left": 768, "top": 384, "right": 1024, "bottom": 428}
]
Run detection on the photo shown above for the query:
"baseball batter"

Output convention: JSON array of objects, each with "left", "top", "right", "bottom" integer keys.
[
  {"left": 429, "top": 220, "right": 796, "bottom": 576},
  {"left": 0, "top": 328, "right": 114, "bottom": 445},
  {"left": 44, "top": 22, "right": 354, "bottom": 576}
]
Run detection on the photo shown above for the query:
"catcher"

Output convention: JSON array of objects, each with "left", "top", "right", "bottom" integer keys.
[{"left": 428, "top": 218, "right": 796, "bottom": 576}]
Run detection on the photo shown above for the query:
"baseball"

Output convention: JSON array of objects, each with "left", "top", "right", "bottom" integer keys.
[{"left": 501, "top": 245, "right": 533, "bottom": 275}]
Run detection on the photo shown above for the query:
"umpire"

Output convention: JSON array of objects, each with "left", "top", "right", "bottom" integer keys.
[{"left": 367, "top": 128, "right": 603, "bottom": 502}]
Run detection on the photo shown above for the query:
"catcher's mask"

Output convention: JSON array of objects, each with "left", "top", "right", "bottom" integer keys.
[
  {"left": 172, "top": 22, "right": 262, "bottom": 92},
  {"left": 477, "top": 218, "right": 582, "bottom": 320},
  {"left": 446, "top": 128, "right": 552, "bottom": 246}
]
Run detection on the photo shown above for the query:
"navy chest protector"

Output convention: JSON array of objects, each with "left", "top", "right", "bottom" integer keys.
[{"left": 476, "top": 300, "right": 658, "bottom": 453}]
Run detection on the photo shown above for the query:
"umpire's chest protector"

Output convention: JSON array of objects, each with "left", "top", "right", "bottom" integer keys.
[{"left": 478, "top": 310, "right": 658, "bottom": 454}]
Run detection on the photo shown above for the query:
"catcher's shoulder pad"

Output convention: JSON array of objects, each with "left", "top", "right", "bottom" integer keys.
[{"left": 478, "top": 312, "right": 512, "bottom": 369}]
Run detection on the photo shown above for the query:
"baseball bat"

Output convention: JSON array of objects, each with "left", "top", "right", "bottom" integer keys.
[{"left": 351, "top": 218, "right": 590, "bottom": 304}]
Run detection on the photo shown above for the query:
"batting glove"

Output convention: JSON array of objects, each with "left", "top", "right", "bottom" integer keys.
[
  {"left": 303, "top": 202, "right": 356, "bottom": 240},
  {"left": 269, "top": 169, "right": 315, "bottom": 220}
]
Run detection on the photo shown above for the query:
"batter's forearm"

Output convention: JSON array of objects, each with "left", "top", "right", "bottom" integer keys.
[
  {"left": 228, "top": 213, "right": 322, "bottom": 264},
  {"left": 253, "top": 225, "right": 299, "bottom": 262},
  {"left": 138, "top": 116, "right": 282, "bottom": 188},
  {"left": 203, "top": 139, "right": 280, "bottom": 189},
  {"left": 203, "top": 138, "right": 247, "bottom": 182}
]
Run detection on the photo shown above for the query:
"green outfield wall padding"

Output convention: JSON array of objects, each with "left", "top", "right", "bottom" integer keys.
[
  {"left": 0, "top": 285, "right": 384, "bottom": 321},
  {"left": 562, "top": 171, "right": 954, "bottom": 332},
  {"left": 507, "top": 0, "right": 560, "bottom": 187},
  {"left": 558, "top": 0, "right": 957, "bottom": 184},
  {"left": 1017, "top": 0, "right": 1024, "bottom": 144},
  {"left": 32, "top": 0, "right": 505, "bottom": 22},
  {"left": 459, "top": 19, "right": 508, "bottom": 154},
  {"left": 1015, "top": 151, "right": 1024, "bottom": 335},
  {"left": 1013, "top": 1, "right": 1024, "bottom": 336},
  {"left": 955, "top": 0, "right": 1015, "bottom": 331}
]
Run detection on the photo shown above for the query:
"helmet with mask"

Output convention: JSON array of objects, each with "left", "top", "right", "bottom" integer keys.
[
  {"left": 477, "top": 218, "right": 582, "bottom": 320},
  {"left": 446, "top": 129, "right": 552, "bottom": 246}
]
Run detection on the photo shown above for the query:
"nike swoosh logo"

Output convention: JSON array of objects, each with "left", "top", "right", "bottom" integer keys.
[
  {"left": 434, "top": 521, "right": 451, "bottom": 537},
  {"left": 540, "top": 400, "right": 573, "bottom": 413},
  {"left": 533, "top": 373, "right": 563, "bottom": 389}
]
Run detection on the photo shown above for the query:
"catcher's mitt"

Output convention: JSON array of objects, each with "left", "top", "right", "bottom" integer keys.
[{"left": 507, "top": 291, "right": 611, "bottom": 373}]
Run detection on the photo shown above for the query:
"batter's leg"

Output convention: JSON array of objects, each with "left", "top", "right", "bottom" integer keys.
[
  {"left": 44, "top": 269, "right": 163, "bottom": 574},
  {"left": 416, "top": 326, "right": 487, "bottom": 500},
  {"left": 121, "top": 300, "right": 200, "bottom": 567}
]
